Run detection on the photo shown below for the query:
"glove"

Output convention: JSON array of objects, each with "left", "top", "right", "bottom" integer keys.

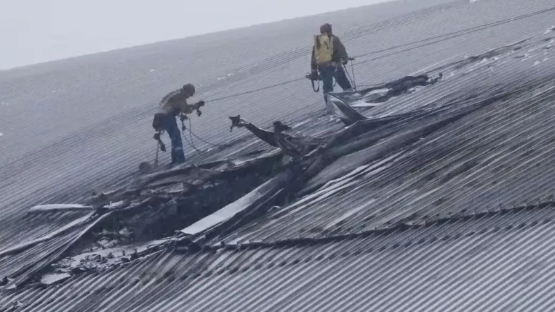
[
  {"left": 342, "top": 59, "right": 349, "bottom": 65},
  {"left": 196, "top": 100, "right": 205, "bottom": 107},
  {"left": 180, "top": 114, "right": 188, "bottom": 121},
  {"left": 196, "top": 109, "right": 202, "bottom": 117}
]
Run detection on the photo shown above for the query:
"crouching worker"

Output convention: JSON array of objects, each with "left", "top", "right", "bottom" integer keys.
[
  {"left": 310, "top": 23, "right": 353, "bottom": 98},
  {"left": 152, "top": 83, "right": 205, "bottom": 164}
]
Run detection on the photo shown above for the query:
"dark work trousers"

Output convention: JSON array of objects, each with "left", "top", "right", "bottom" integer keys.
[
  {"left": 161, "top": 112, "right": 186, "bottom": 163},
  {"left": 320, "top": 63, "right": 352, "bottom": 95}
]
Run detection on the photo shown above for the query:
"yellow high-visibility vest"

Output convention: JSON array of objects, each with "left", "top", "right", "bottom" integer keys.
[{"left": 314, "top": 34, "right": 334, "bottom": 65}]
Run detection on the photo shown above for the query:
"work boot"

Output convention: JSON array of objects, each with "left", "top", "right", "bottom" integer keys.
[{"left": 171, "top": 155, "right": 186, "bottom": 164}]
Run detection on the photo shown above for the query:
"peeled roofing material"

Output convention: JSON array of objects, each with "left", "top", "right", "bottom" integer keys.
[{"left": 2, "top": 0, "right": 555, "bottom": 310}]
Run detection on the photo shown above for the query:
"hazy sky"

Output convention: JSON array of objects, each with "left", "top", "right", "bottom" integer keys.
[{"left": 0, "top": 0, "right": 392, "bottom": 69}]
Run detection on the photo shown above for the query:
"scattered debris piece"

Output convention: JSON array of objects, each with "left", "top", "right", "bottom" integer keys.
[
  {"left": 28, "top": 204, "right": 95, "bottom": 214},
  {"left": 40, "top": 273, "right": 71, "bottom": 286}
]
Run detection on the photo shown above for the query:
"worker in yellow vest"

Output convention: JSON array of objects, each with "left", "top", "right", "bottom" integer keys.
[{"left": 310, "top": 23, "right": 353, "bottom": 97}]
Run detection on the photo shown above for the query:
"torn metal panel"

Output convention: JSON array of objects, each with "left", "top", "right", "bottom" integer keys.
[
  {"left": 0, "top": 224, "right": 85, "bottom": 290},
  {"left": 325, "top": 93, "right": 367, "bottom": 125},
  {"left": 0, "top": 211, "right": 93, "bottom": 262},
  {"left": 229, "top": 116, "right": 327, "bottom": 159},
  {"left": 181, "top": 168, "right": 297, "bottom": 237},
  {"left": 0, "top": 212, "right": 94, "bottom": 258},
  {"left": 329, "top": 73, "right": 442, "bottom": 110}
]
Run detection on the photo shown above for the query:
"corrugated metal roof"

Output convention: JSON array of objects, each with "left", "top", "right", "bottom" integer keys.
[
  {"left": 0, "top": 212, "right": 90, "bottom": 253},
  {"left": 2, "top": 0, "right": 555, "bottom": 310},
  {"left": 2, "top": 204, "right": 555, "bottom": 311}
]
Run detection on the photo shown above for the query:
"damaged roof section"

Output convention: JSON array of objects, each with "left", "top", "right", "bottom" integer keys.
[{"left": 0, "top": 148, "right": 287, "bottom": 290}]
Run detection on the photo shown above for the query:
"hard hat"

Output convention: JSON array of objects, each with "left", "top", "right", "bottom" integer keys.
[
  {"left": 182, "top": 83, "right": 196, "bottom": 96},
  {"left": 320, "top": 23, "right": 332, "bottom": 34}
]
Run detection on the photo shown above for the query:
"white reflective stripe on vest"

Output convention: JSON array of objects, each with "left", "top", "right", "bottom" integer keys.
[{"left": 314, "top": 34, "right": 334, "bottom": 65}]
